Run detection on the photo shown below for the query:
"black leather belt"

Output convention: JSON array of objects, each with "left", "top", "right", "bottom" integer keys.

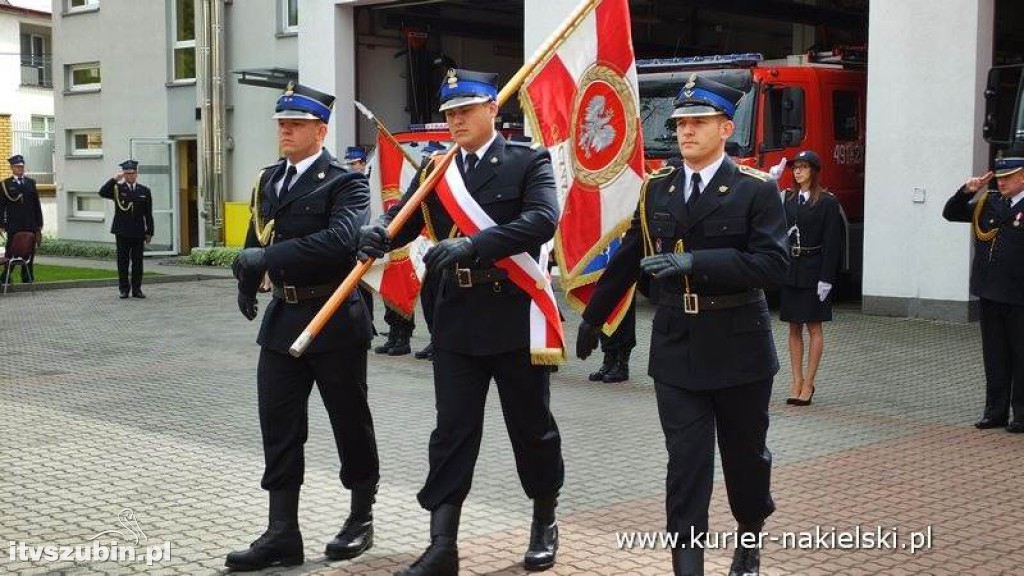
[
  {"left": 453, "top": 267, "right": 508, "bottom": 288},
  {"left": 657, "top": 289, "right": 765, "bottom": 314},
  {"left": 790, "top": 245, "right": 822, "bottom": 257},
  {"left": 272, "top": 283, "right": 337, "bottom": 304}
]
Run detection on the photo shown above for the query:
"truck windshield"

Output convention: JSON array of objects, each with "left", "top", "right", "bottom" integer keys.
[{"left": 639, "top": 69, "right": 755, "bottom": 159}]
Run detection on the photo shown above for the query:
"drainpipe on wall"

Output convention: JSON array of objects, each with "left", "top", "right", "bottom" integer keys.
[{"left": 197, "top": 0, "right": 226, "bottom": 247}]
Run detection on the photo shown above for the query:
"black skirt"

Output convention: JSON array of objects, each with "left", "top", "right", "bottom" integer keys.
[{"left": 779, "top": 285, "right": 833, "bottom": 323}]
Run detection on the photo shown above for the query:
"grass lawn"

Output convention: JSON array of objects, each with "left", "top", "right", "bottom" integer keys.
[{"left": 14, "top": 264, "right": 161, "bottom": 283}]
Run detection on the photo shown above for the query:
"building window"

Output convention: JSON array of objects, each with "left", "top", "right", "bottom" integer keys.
[
  {"left": 172, "top": 0, "right": 196, "bottom": 81},
  {"left": 68, "top": 129, "right": 103, "bottom": 157},
  {"left": 67, "top": 0, "right": 99, "bottom": 12},
  {"left": 68, "top": 62, "right": 101, "bottom": 91},
  {"left": 69, "top": 192, "right": 105, "bottom": 219},
  {"left": 832, "top": 91, "right": 860, "bottom": 141},
  {"left": 31, "top": 116, "right": 55, "bottom": 138},
  {"left": 282, "top": 0, "right": 298, "bottom": 33},
  {"left": 20, "top": 33, "right": 51, "bottom": 88}
]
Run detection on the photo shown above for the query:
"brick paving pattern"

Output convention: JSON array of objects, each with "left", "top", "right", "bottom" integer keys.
[{"left": 1, "top": 280, "right": 1022, "bottom": 575}]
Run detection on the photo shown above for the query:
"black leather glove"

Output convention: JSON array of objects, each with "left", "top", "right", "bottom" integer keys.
[
  {"left": 423, "top": 237, "right": 475, "bottom": 272},
  {"left": 356, "top": 224, "right": 391, "bottom": 262},
  {"left": 640, "top": 252, "right": 694, "bottom": 280},
  {"left": 233, "top": 247, "right": 268, "bottom": 278},
  {"left": 576, "top": 321, "right": 601, "bottom": 360},
  {"left": 237, "top": 292, "right": 258, "bottom": 321}
]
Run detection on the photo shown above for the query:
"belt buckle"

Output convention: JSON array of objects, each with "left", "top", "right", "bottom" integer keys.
[
  {"left": 456, "top": 267, "right": 473, "bottom": 288},
  {"left": 683, "top": 293, "right": 699, "bottom": 315},
  {"left": 283, "top": 285, "right": 298, "bottom": 304}
]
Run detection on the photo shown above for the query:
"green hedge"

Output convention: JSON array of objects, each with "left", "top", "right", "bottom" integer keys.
[
  {"left": 36, "top": 237, "right": 117, "bottom": 259},
  {"left": 181, "top": 246, "right": 241, "bottom": 267}
]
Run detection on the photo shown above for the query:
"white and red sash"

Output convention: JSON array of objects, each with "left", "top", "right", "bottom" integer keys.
[{"left": 432, "top": 156, "right": 565, "bottom": 365}]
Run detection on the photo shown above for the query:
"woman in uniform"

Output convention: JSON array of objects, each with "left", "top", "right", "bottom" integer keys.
[{"left": 780, "top": 150, "right": 844, "bottom": 406}]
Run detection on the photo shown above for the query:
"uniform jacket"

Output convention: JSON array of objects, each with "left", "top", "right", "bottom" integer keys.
[
  {"left": 0, "top": 176, "right": 43, "bottom": 233},
  {"left": 385, "top": 134, "right": 559, "bottom": 356},
  {"left": 943, "top": 187, "right": 1024, "bottom": 306},
  {"left": 244, "top": 149, "right": 373, "bottom": 354},
  {"left": 583, "top": 156, "right": 789, "bottom": 390},
  {"left": 98, "top": 179, "right": 154, "bottom": 238},
  {"left": 782, "top": 190, "right": 843, "bottom": 288}
]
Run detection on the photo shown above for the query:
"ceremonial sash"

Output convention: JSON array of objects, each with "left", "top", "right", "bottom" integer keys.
[{"left": 433, "top": 158, "right": 565, "bottom": 365}]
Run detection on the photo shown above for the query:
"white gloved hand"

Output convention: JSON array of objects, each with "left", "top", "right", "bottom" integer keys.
[
  {"left": 817, "top": 281, "right": 832, "bottom": 302},
  {"left": 769, "top": 157, "right": 787, "bottom": 181}
]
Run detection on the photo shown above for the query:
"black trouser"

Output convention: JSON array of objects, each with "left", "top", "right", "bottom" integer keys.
[
  {"left": 655, "top": 378, "right": 775, "bottom": 537},
  {"left": 3, "top": 231, "right": 34, "bottom": 283},
  {"left": 600, "top": 296, "right": 636, "bottom": 353},
  {"left": 115, "top": 235, "right": 144, "bottom": 293},
  {"left": 257, "top": 346, "right": 380, "bottom": 491},
  {"left": 384, "top": 306, "right": 415, "bottom": 332},
  {"left": 979, "top": 298, "right": 1024, "bottom": 423},
  {"left": 420, "top": 269, "right": 441, "bottom": 333},
  {"left": 418, "top": 347, "right": 564, "bottom": 510}
]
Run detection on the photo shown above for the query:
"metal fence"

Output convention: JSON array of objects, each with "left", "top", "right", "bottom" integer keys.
[
  {"left": 20, "top": 55, "right": 53, "bottom": 89},
  {"left": 12, "top": 119, "right": 55, "bottom": 185}
]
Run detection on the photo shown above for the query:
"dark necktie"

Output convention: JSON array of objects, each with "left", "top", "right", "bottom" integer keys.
[
  {"left": 464, "top": 153, "right": 478, "bottom": 176},
  {"left": 280, "top": 165, "right": 297, "bottom": 197},
  {"left": 1004, "top": 196, "right": 1013, "bottom": 210},
  {"left": 15, "top": 178, "right": 22, "bottom": 186},
  {"left": 798, "top": 194, "right": 806, "bottom": 206},
  {"left": 687, "top": 172, "right": 702, "bottom": 208}
]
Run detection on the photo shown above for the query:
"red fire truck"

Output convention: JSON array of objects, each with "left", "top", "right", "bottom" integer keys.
[{"left": 638, "top": 49, "right": 867, "bottom": 286}]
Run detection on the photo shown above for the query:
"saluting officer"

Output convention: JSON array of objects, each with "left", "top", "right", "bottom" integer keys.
[
  {"left": 98, "top": 160, "right": 153, "bottom": 298},
  {"left": 226, "top": 82, "right": 380, "bottom": 571},
  {"left": 577, "top": 74, "right": 788, "bottom": 576},
  {"left": 943, "top": 148, "right": 1024, "bottom": 434},
  {"left": 1, "top": 154, "right": 43, "bottom": 283},
  {"left": 358, "top": 69, "right": 564, "bottom": 575}
]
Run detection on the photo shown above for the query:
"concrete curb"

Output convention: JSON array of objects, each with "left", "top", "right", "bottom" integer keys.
[{"left": 4, "top": 273, "right": 228, "bottom": 294}]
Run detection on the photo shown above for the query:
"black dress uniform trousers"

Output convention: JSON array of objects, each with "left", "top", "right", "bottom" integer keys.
[
  {"left": 418, "top": 347, "right": 564, "bottom": 510},
  {"left": 655, "top": 377, "right": 775, "bottom": 536},
  {"left": 979, "top": 298, "right": 1024, "bottom": 422},
  {"left": 115, "top": 235, "right": 145, "bottom": 293},
  {"left": 600, "top": 296, "right": 637, "bottom": 353},
  {"left": 257, "top": 345, "right": 379, "bottom": 491}
]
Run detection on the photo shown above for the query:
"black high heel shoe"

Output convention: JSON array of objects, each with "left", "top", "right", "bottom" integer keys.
[{"left": 793, "top": 386, "right": 815, "bottom": 406}]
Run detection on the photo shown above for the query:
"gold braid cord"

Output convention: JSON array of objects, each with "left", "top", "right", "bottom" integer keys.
[
  {"left": 113, "top": 183, "right": 133, "bottom": 213},
  {"left": 1, "top": 181, "right": 23, "bottom": 203},
  {"left": 250, "top": 169, "right": 275, "bottom": 246},
  {"left": 417, "top": 156, "right": 458, "bottom": 242},
  {"left": 972, "top": 192, "right": 998, "bottom": 242}
]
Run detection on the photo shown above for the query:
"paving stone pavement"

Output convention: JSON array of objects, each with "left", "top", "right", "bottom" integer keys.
[{"left": 1, "top": 280, "right": 1022, "bottom": 575}]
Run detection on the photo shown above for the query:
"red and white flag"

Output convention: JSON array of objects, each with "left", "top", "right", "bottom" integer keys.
[
  {"left": 520, "top": 0, "right": 643, "bottom": 330},
  {"left": 362, "top": 133, "right": 431, "bottom": 318}
]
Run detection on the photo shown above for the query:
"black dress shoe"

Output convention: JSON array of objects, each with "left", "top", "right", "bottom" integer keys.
[
  {"left": 1006, "top": 421, "right": 1024, "bottom": 433},
  {"left": 325, "top": 518, "right": 373, "bottom": 560},
  {"left": 728, "top": 545, "right": 760, "bottom": 576},
  {"left": 523, "top": 521, "right": 558, "bottom": 571},
  {"left": 975, "top": 417, "right": 1008, "bottom": 429},
  {"left": 672, "top": 547, "right": 703, "bottom": 576},
  {"left": 415, "top": 342, "right": 434, "bottom": 360},
  {"left": 119, "top": 291, "right": 129, "bottom": 299},
  {"left": 225, "top": 521, "right": 303, "bottom": 571},
  {"left": 132, "top": 290, "right": 146, "bottom": 299}
]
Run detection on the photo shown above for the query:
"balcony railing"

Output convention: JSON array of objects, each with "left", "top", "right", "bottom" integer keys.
[{"left": 20, "top": 56, "right": 53, "bottom": 89}]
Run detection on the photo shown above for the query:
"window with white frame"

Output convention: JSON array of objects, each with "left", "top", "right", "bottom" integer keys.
[
  {"left": 67, "top": 0, "right": 99, "bottom": 12},
  {"left": 282, "top": 0, "right": 298, "bottom": 33},
  {"left": 68, "top": 62, "right": 101, "bottom": 91},
  {"left": 69, "top": 192, "right": 105, "bottom": 219},
  {"left": 31, "top": 115, "right": 54, "bottom": 137},
  {"left": 68, "top": 129, "right": 102, "bottom": 157},
  {"left": 172, "top": 0, "right": 196, "bottom": 81}
]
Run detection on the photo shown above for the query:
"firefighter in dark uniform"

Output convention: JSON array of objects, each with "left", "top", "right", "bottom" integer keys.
[
  {"left": 577, "top": 75, "right": 788, "bottom": 576},
  {"left": 226, "top": 82, "right": 380, "bottom": 571},
  {"left": 98, "top": 160, "right": 154, "bottom": 298},
  {"left": 1, "top": 154, "right": 43, "bottom": 283},
  {"left": 358, "top": 69, "right": 564, "bottom": 575},
  {"left": 343, "top": 145, "right": 382, "bottom": 341},
  {"left": 943, "top": 148, "right": 1024, "bottom": 434},
  {"left": 413, "top": 141, "right": 450, "bottom": 361},
  {"left": 779, "top": 150, "right": 844, "bottom": 406}
]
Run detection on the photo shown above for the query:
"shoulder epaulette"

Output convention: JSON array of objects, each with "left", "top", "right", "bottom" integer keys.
[
  {"left": 649, "top": 165, "right": 676, "bottom": 179},
  {"left": 737, "top": 164, "right": 770, "bottom": 181}
]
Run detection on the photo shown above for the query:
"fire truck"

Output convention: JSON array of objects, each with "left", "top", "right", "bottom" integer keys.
[
  {"left": 983, "top": 63, "right": 1024, "bottom": 148},
  {"left": 638, "top": 49, "right": 867, "bottom": 287}
]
